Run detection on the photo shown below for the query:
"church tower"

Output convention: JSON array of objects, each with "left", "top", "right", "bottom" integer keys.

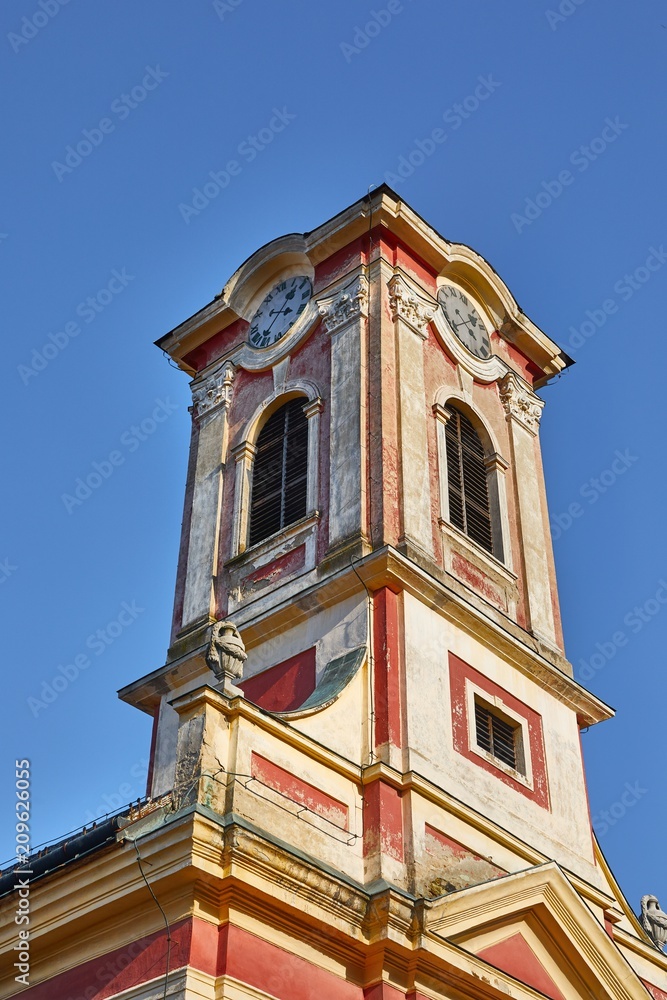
[{"left": 3, "top": 187, "right": 667, "bottom": 1000}]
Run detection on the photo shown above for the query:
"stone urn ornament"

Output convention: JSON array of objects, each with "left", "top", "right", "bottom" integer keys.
[
  {"left": 205, "top": 620, "right": 247, "bottom": 696},
  {"left": 640, "top": 895, "right": 667, "bottom": 951}
]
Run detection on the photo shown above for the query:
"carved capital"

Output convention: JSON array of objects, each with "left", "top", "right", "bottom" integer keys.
[
  {"left": 388, "top": 274, "right": 436, "bottom": 338},
  {"left": 191, "top": 361, "right": 235, "bottom": 422},
  {"left": 498, "top": 372, "right": 544, "bottom": 434},
  {"left": 303, "top": 397, "right": 324, "bottom": 420},
  {"left": 318, "top": 274, "right": 368, "bottom": 335},
  {"left": 432, "top": 403, "right": 453, "bottom": 426},
  {"left": 232, "top": 440, "right": 257, "bottom": 465}
]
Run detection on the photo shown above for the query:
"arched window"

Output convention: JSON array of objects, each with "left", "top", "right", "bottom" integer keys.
[
  {"left": 249, "top": 398, "right": 309, "bottom": 546},
  {"left": 444, "top": 406, "right": 494, "bottom": 554}
]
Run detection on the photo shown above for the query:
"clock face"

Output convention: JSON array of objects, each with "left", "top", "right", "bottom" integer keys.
[
  {"left": 437, "top": 284, "right": 492, "bottom": 360},
  {"left": 248, "top": 276, "right": 312, "bottom": 349}
]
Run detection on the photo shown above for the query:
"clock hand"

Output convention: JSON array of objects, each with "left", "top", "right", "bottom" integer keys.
[
  {"left": 264, "top": 299, "right": 292, "bottom": 335},
  {"left": 453, "top": 309, "right": 474, "bottom": 334},
  {"left": 452, "top": 309, "right": 480, "bottom": 343}
]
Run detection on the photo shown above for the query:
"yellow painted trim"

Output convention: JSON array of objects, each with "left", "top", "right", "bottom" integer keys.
[{"left": 121, "top": 546, "right": 612, "bottom": 728}]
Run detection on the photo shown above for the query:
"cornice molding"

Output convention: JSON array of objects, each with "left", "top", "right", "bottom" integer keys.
[
  {"left": 120, "top": 546, "right": 612, "bottom": 729},
  {"left": 2, "top": 806, "right": 661, "bottom": 1000},
  {"left": 156, "top": 189, "right": 568, "bottom": 386}
]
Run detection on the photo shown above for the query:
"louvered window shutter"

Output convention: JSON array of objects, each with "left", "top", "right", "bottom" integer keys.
[
  {"left": 474, "top": 700, "right": 525, "bottom": 774},
  {"left": 444, "top": 407, "right": 493, "bottom": 554},
  {"left": 249, "top": 399, "right": 308, "bottom": 547}
]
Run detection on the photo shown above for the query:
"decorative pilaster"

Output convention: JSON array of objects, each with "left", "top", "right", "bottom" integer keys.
[
  {"left": 433, "top": 403, "right": 453, "bottom": 524},
  {"left": 390, "top": 274, "right": 436, "bottom": 557},
  {"left": 231, "top": 441, "right": 257, "bottom": 556},
  {"left": 303, "top": 398, "right": 324, "bottom": 514},
  {"left": 498, "top": 372, "right": 555, "bottom": 643},
  {"left": 181, "top": 361, "right": 236, "bottom": 630},
  {"left": 319, "top": 274, "right": 369, "bottom": 552}
]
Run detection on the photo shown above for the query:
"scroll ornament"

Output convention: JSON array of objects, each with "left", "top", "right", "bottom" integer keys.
[
  {"left": 192, "top": 361, "right": 235, "bottom": 421},
  {"left": 318, "top": 275, "right": 368, "bottom": 335}
]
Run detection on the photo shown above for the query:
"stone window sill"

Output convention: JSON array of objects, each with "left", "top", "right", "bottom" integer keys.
[
  {"left": 226, "top": 511, "right": 320, "bottom": 570},
  {"left": 439, "top": 519, "right": 517, "bottom": 587}
]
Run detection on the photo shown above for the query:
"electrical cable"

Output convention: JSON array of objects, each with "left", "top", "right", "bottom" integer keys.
[
  {"left": 161, "top": 348, "right": 184, "bottom": 372},
  {"left": 171, "top": 770, "right": 360, "bottom": 844},
  {"left": 349, "top": 183, "right": 380, "bottom": 786},
  {"left": 131, "top": 838, "right": 171, "bottom": 1000}
]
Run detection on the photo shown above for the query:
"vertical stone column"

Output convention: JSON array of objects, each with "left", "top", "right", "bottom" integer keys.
[
  {"left": 485, "top": 452, "right": 512, "bottom": 569},
  {"left": 318, "top": 273, "right": 369, "bottom": 555},
  {"left": 388, "top": 274, "right": 436, "bottom": 559},
  {"left": 231, "top": 441, "right": 257, "bottom": 557},
  {"left": 181, "top": 361, "right": 235, "bottom": 630},
  {"left": 433, "top": 402, "right": 452, "bottom": 524},
  {"left": 499, "top": 372, "right": 555, "bottom": 643},
  {"left": 303, "top": 397, "right": 323, "bottom": 514}
]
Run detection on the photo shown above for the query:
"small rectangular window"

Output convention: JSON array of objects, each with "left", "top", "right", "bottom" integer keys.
[{"left": 474, "top": 698, "right": 525, "bottom": 775}]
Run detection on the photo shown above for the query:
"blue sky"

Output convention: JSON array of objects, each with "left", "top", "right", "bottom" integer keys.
[{"left": 1, "top": 0, "right": 666, "bottom": 912}]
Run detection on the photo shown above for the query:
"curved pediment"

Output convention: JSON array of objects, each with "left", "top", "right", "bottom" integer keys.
[{"left": 220, "top": 233, "right": 315, "bottom": 320}]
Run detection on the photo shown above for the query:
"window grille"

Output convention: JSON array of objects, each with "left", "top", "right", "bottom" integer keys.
[
  {"left": 445, "top": 407, "right": 493, "bottom": 554},
  {"left": 474, "top": 699, "right": 525, "bottom": 774},
  {"left": 249, "top": 398, "right": 309, "bottom": 547}
]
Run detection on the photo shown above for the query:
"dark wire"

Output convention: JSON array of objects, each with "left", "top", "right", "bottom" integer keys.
[
  {"left": 162, "top": 348, "right": 183, "bottom": 372},
  {"left": 357, "top": 183, "right": 377, "bottom": 769},
  {"left": 350, "top": 556, "right": 376, "bottom": 769},
  {"left": 132, "top": 839, "right": 171, "bottom": 1000}
]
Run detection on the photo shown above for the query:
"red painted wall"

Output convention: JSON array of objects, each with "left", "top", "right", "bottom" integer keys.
[
  {"left": 251, "top": 751, "right": 349, "bottom": 829},
  {"left": 363, "top": 779, "right": 404, "bottom": 862},
  {"left": 240, "top": 647, "right": 316, "bottom": 712},
  {"left": 19, "top": 917, "right": 364, "bottom": 1000},
  {"left": 372, "top": 587, "right": 402, "bottom": 750},
  {"left": 477, "top": 933, "right": 566, "bottom": 1000}
]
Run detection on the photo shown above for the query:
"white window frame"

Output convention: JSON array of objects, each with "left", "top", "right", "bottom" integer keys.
[
  {"left": 231, "top": 381, "right": 323, "bottom": 559},
  {"left": 465, "top": 680, "right": 534, "bottom": 789},
  {"left": 433, "top": 398, "right": 511, "bottom": 568}
]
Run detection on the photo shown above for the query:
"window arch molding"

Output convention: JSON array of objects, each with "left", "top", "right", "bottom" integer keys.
[
  {"left": 433, "top": 389, "right": 511, "bottom": 568},
  {"left": 231, "top": 379, "right": 323, "bottom": 556}
]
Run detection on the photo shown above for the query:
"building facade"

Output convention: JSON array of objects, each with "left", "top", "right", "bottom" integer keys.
[{"left": 2, "top": 187, "right": 667, "bottom": 1000}]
